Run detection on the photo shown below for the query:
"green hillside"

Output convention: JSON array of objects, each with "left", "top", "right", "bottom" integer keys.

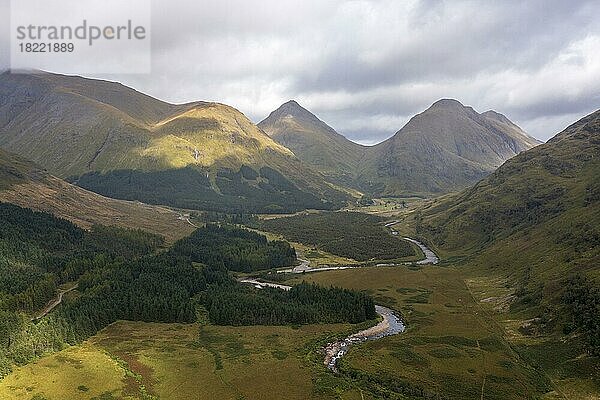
[
  {"left": 0, "top": 149, "right": 195, "bottom": 242},
  {"left": 413, "top": 109, "right": 600, "bottom": 353},
  {"left": 418, "top": 109, "right": 599, "bottom": 266},
  {"left": 0, "top": 72, "right": 349, "bottom": 213}
]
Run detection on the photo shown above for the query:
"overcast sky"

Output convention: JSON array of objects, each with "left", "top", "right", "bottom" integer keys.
[{"left": 1, "top": 0, "right": 599, "bottom": 144}]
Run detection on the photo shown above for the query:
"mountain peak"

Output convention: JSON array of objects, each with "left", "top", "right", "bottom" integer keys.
[
  {"left": 259, "top": 100, "right": 329, "bottom": 130},
  {"left": 282, "top": 99, "right": 301, "bottom": 107},
  {"left": 260, "top": 100, "right": 339, "bottom": 135},
  {"left": 258, "top": 100, "right": 365, "bottom": 183},
  {"left": 429, "top": 98, "right": 465, "bottom": 109},
  {"left": 273, "top": 100, "right": 315, "bottom": 120}
]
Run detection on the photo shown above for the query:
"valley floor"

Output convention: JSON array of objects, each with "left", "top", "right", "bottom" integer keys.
[
  {"left": 0, "top": 321, "right": 359, "bottom": 400},
  {"left": 2, "top": 265, "right": 597, "bottom": 399},
  {"left": 289, "top": 266, "right": 599, "bottom": 400}
]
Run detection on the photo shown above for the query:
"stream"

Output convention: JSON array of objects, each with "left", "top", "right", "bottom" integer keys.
[
  {"left": 238, "top": 223, "right": 438, "bottom": 372},
  {"left": 323, "top": 305, "right": 405, "bottom": 372},
  {"left": 238, "top": 279, "right": 406, "bottom": 373}
]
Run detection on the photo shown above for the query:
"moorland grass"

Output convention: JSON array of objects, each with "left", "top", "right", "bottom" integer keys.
[
  {"left": 0, "top": 321, "right": 372, "bottom": 400},
  {"left": 286, "top": 266, "right": 557, "bottom": 399}
]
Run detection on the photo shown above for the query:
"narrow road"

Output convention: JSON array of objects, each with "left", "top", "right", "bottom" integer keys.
[
  {"left": 31, "top": 284, "right": 78, "bottom": 321},
  {"left": 289, "top": 257, "right": 312, "bottom": 273}
]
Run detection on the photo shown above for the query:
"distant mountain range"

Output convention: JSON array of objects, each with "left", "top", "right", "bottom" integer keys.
[
  {"left": 260, "top": 99, "right": 541, "bottom": 196},
  {"left": 0, "top": 71, "right": 540, "bottom": 211}
]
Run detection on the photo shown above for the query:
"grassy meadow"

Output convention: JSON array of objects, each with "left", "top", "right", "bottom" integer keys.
[
  {"left": 285, "top": 266, "right": 599, "bottom": 399},
  {"left": 1, "top": 267, "right": 597, "bottom": 400},
  {"left": 0, "top": 320, "right": 379, "bottom": 400}
]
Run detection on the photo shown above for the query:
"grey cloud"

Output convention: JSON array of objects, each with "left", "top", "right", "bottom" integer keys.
[
  {"left": 507, "top": 96, "right": 600, "bottom": 122},
  {"left": 290, "top": 1, "right": 597, "bottom": 93},
  {"left": 0, "top": 0, "right": 599, "bottom": 144}
]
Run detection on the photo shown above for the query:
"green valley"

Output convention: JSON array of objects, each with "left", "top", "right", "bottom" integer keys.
[{"left": 0, "top": 8, "right": 598, "bottom": 397}]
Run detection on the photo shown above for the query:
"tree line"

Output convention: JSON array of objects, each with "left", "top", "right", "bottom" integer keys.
[
  {"left": 170, "top": 224, "right": 296, "bottom": 272},
  {"left": 203, "top": 282, "right": 376, "bottom": 326},
  {"left": 0, "top": 203, "right": 166, "bottom": 376},
  {"left": 0, "top": 204, "right": 376, "bottom": 377},
  {"left": 562, "top": 274, "right": 600, "bottom": 355},
  {"left": 259, "top": 211, "right": 416, "bottom": 261},
  {"left": 73, "top": 165, "right": 344, "bottom": 214}
]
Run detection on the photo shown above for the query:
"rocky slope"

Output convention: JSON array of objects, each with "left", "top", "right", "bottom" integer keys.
[{"left": 360, "top": 99, "right": 541, "bottom": 195}]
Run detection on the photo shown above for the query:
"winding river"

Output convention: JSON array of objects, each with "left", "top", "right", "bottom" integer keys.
[
  {"left": 277, "top": 236, "right": 439, "bottom": 274},
  {"left": 402, "top": 237, "right": 439, "bottom": 265},
  {"left": 240, "top": 229, "right": 439, "bottom": 372}
]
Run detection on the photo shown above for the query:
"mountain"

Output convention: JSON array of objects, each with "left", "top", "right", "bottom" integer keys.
[
  {"left": 258, "top": 100, "right": 364, "bottom": 187},
  {"left": 417, "top": 108, "right": 598, "bottom": 255},
  {"left": 415, "top": 109, "right": 599, "bottom": 320},
  {"left": 360, "top": 99, "right": 541, "bottom": 195},
  {"left": 0, "top": 148, "right": 195, "bottom": 242},
  {"left": 261, "top": 99, "right": 540, "bottom": 197},
  {"left": 0, "top": 71, "right": 348, "bottom": 213}
]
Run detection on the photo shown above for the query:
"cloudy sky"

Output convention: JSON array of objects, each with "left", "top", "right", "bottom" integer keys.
[{"left": 1, "top": 0, "right": 599, "bottom": 144}]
